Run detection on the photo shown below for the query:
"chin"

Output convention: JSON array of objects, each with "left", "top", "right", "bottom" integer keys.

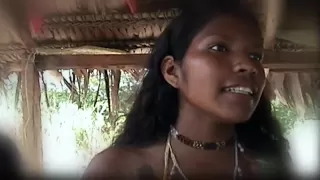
[
  {"left": 215, "top": 102, "right": 256, "bottom": 124},
  {"left": 219, "top": 109, "right": 254, "bottom": 124}
]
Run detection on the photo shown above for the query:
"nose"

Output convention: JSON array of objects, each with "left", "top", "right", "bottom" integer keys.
[{"left": 232, "top": 54, "right": 258, "bottom": 75}]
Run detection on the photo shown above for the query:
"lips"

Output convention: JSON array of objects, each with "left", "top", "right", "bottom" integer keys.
[
  {"left": 222, "top": 76, "right": 259, "bottom": 98},
  {"left": 223, "top": 86, "right": 256, "bottom": 96}
]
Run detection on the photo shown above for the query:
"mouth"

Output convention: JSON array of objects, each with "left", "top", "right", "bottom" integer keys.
[{"left": 223, "top": 86, "right": 254, "bottom": 96}]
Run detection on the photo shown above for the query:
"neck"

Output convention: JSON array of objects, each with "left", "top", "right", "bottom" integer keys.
[{"left": 175, "top": 103, "right": 235, "bottom": 142}]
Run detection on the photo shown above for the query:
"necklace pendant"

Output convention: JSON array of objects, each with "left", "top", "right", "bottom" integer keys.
[
  {"left": 237, "top": 167, "right": 243, "bottom": 177},
  {"left": 192, "top": 141, "right": 204, "bottom": 149}
]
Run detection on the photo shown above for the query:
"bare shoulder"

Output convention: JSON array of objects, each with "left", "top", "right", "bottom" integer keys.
[{"left": 82, "top": 146, "right": 146, "bottom": 179}]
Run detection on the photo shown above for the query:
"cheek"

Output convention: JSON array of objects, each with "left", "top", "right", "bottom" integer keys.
[
  {"left": 254, "top": 71, "right": 267, "bottom": 101},
  {"left": 257, "top": 69, "right": 267, "bottom": 90},
  {"left": 180, "top": 56, "right": 223, "bottom": 98}
]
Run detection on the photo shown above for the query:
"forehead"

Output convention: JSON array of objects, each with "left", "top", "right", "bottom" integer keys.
[{"left": 192, "top": 15, "right": 263, "bottom": 46}]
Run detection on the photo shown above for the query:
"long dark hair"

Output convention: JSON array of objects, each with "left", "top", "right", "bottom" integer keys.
[{"left": 114, "top": 0, "right": 290, "bottom": 168}]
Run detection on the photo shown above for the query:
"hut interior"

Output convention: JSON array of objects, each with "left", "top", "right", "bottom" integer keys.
[{"left": 0, "top": 0, "right": 319, "bottom": 174}]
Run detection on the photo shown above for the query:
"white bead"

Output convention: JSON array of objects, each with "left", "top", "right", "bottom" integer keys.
[
  {"left": 238, "top": 168, "right": 243, "bottom": 176},
  {"left": 260, "top": 127, "right": 267, "bottom": 133},
  {"left": 237, "top": 143, "right": 244, "bottom": 152},
  {"left": 271, "top": 135, "right": 278, "bottom": 140}
]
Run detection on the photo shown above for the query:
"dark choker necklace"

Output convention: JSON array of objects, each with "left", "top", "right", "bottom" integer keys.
[{"left": 170, "top": 126, "right": 235, "bottom": 150}]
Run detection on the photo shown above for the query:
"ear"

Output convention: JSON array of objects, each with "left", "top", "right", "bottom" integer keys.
[{"left": 161, "top": 55, "right": 181, "bottom": 88}]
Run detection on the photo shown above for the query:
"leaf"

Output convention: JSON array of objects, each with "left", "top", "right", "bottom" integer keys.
[
  {"left": 125, "top": 69, "right": 139, "bottom": 81},
  {"left": 83, "top": 69, "right": 91, "bottom": 100},
  {"left": 73, "top": 69, "right": 83, "bottom": 78},
  {"left": 76, "top": 76, "right": 82, "bottom": 108},
  {"left": 104, "top": 70, "right": 111, "bottom": 115},
  {"left": 93, "top": 72, "right": 101, "bottom": 108},
  {"left": 40, "top": 71, "right": 50, "bottom": 108},
  {"left": 14, "top": 72, "right": 21, "bottom": 108},
  {"left": 63, "top": 76, "right": 76, "bottom": 94},
  {"left": 68, "top": 70, "right": 79, "bottom": 102},
  {"left": 110, "top": 69, "right": 121, "bottom": 117}
]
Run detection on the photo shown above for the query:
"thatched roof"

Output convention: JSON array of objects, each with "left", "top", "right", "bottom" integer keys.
[
  {"left": 0, "top": 0, "right": 319, "bottom": 117},
  {"left": 0, "top": 0, "right": 318, "bottom": 58},
  {"left": 268, "top": 71, "right": 320, "bottom": 117}
]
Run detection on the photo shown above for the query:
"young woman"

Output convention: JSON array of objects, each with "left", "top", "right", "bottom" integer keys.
[{"left": 83, "top": 0, "right": 291, "bottom": 179}]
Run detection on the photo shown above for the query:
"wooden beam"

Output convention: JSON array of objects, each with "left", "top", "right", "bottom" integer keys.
[
  {"left": 270, "top": 69, "right": 320, "bottom": 73},
  {"left": 21, "top": 60, "right": 43, "bottom": 173},
  {"left": 36, "top": 54, "right": 147, "bottom": 70},
  {"left": 35, "top": 51, "right": 320, "bottom": 71},
  {"left": 264, "top": 51, "right": 319, "bottom": 69},
  {"left": 136, "top": 0, "right": 181, "bottom": 12},
  {"left": 263, "top": 0, "right": 285, "bottom": 49},
  {"left": 277, "top": 1, "right": 318, "bottom": 47}
]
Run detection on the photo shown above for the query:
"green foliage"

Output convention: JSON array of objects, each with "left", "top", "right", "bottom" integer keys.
[
  {"left": 271, "top": 100, "right": 299, "bottom": 135},
  {"left": 101, "top": 115, "right": 127, "bottom": 145},
  {"left": 41, "top": 70, "right": 140, "bottom": 152},
  {"left": 42, "top": 70, "right": 301, "bottom": 152},
  {"left": 74, "top": 129, "right": 90, "bottom": 151}
]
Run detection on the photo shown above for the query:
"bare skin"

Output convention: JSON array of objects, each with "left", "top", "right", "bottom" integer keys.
[{"left": 83, "top": 15, "right": 266, "bottom": 180}]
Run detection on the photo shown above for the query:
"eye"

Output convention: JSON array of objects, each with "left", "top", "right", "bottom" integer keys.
[
  {"left": 210, "top": 44, "right": 228, "bottom": 52},
  {"left": 249, "top": 53, "right": 263, "bottom": 62}
]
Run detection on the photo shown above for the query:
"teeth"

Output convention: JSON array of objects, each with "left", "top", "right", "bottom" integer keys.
[{"left": 224, "top": 87, "right": 253, "bottom": 95}]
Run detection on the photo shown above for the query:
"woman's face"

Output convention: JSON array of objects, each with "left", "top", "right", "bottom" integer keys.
[{"left": 164, "top": 15, "right": 266, "bottom": 123}]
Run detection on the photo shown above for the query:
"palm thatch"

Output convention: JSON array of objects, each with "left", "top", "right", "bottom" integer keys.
[
  {"left": 35, "top": 9, "right": 179, "bottom": 42},
  {"left": 0, "top": 4, "right": 24, "bottom": 81},
  {"left": 268, "top": 71, "right": 320, "bottom": 118}
]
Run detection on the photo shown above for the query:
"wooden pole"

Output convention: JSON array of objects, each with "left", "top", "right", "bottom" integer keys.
[{"left": 21, "top": 57, "right": 43, "bottom": 173}]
